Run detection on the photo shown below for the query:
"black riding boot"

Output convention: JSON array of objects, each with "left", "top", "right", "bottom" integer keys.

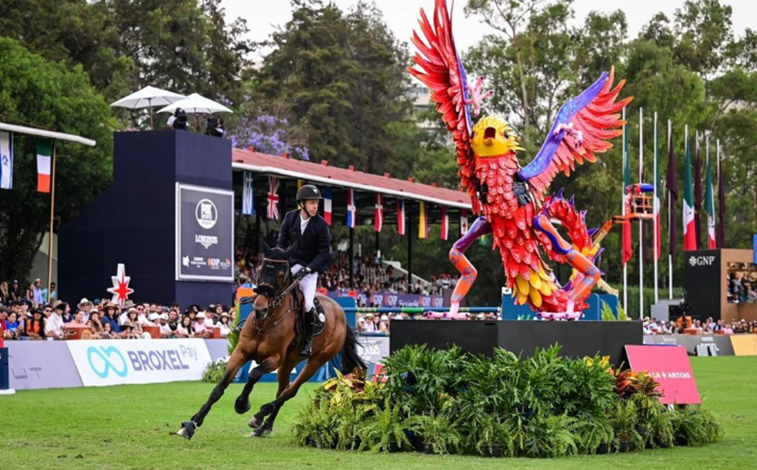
[{"left": 300, "top": 307, "right": 315, "bottom": 356}]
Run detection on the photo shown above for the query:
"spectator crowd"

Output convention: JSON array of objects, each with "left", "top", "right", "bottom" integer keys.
[
  {"left": 1, "top": 294, "right": 234, "bottom": 341},
  {"left": 642, "top": 316, "right": 757, "bottom": 335}
]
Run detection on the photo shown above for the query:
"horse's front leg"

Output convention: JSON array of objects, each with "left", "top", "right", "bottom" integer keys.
[
  {"left": 176, "top": 348, "right": 249, "bottom": 440},
  {"left": 234, "top": 355, "right": 280, "bottom": 415},
  {"left": 449, "top": 216, "right": 492, "bottom": 316}
]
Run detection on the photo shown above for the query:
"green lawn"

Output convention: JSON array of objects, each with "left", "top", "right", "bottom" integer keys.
[{"left": 1, "top": 356, "right": 756, "bottom": 470}]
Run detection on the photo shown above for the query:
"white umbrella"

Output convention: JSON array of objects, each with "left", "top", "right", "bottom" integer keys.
[
  {"left": 157, "top": 93, "right": 233, "bottom": 115},
  {"left": 110, "top": 86, "right": 186, "bottom": 128}
]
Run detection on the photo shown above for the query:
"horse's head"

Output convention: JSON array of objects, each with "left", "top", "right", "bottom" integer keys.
[{"left": 254, "top": 240, "right": 297, "bottom": 319}]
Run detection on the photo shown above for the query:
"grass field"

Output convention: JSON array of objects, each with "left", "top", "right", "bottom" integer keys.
[{"left": 2, "top": 356, "right": 756, "bottom": 470}]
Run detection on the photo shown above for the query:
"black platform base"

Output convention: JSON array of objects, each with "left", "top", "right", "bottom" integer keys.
[{"left": 390, "top": 320, "right": 643, "bottom": 367}]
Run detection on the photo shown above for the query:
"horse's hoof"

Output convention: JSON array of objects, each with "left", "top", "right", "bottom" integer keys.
[
  {"left": 252, "top": 426, "right": 271, "bottom": 438},
  {"left": 176, "top": 421, "right": 196, "bottom": 440},
  {"left": 248, "top": 415, "right": 263, "bottom": 429},
  {"left": 234, "top": 398, "right": 251, "bottom": 415}
]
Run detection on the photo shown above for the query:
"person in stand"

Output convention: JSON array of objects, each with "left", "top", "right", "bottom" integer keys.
[
  {"left": 277, "top": 184, "right": 333, "bottom": 356},
  {"left": 24, "top": 308, "right": 46, "bottom": 340}
]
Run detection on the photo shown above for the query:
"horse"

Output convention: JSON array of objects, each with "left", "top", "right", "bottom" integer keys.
[{"left": 176, "top": 242, "right": 366, "bottom": 439}]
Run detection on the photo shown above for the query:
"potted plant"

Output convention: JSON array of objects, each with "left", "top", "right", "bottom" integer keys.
[
  {"left": 521, "top": 414, "right": 578, "bottom": 458},
  {"left": 355, "top": 399, "right": 411, "bottom": 452},
  {"left": 473, "top": 415, "right": 516, "bottom": 458},
  {"left": 610, "top": 400, "right": 642, "bottom": 452},
  {"left": 671, "top": 405, "right": 724, "bottom": 446},
  {"left": 407, "top": 414, "right": 461, "bottom": 455}
]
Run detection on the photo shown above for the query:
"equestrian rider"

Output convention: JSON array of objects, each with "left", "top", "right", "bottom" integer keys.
[{"left": 277, "top": 184, "right": 332, "bottom": 356}]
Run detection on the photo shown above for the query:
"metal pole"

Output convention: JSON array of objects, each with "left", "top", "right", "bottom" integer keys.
[
  {"left": 407, "top": 202, "right": 413, "bottom": 289},
  {"left": 653, "top": 112, "right": 659, "bottom": 304},
  {"left": 349, "top": 227, "right": 355, "bottom": 289},
  {"left": 622, "top": 107, "right": 628, "bottom": 311},
  {"left": 668, "top": 119, "right": 673, "bottom": 299},
  {"left": 639, "top": 107, "right": 644, "bottom": 319},
  {"left": 47, "top": 141, "right": 57, "bottom": 297}
]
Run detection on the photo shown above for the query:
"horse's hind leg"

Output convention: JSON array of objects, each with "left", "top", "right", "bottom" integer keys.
[
  {"left": 234, "top": 356, "right": 280, "bottom": 415},
  {"left": 176, "top": 349, "right": 247, "bottom": 440},
  {"left": 248, "top": 359, "right": 296, "bottom": 431},
  {"left": 251, "top": 358, "right": 324, "bottom": 437}
]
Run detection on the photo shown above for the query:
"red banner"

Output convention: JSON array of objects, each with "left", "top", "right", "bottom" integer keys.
[{"left": 625, "top": 345, "right": 701, "bottom": 404}]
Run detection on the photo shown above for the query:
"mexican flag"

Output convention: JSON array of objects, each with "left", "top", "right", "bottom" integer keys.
[
  {"left": 37, "top": 138, "right": 52, "bottom": 193},
  {"left": 683, "top": 132, "right": 697, "bottom": 250},
  {"left": 705, "top": 151, "right": 716, "bottom": 249}
]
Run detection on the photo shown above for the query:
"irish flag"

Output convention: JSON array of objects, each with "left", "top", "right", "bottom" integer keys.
[
  {"left": 705, "top": 145, "right": 716, "bottom": 249},
  {"left": 683, "top": 130, "right": 697, "bottom": 250},
  {"left": 37, "top": 138, "right": 52, "bottom": 193}
]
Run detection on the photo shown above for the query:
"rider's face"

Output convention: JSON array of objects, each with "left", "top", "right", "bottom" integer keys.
[{"left": 302, "top": 199, "right": 319, "bottom": 218}]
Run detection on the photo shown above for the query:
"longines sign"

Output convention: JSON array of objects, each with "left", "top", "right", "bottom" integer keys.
[{"left": 175, "top": 183, "right": 234, "bottom": 282}]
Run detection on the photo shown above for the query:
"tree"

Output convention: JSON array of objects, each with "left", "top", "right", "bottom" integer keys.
[
  {"left": 252, "top": 0, "right": 412, "bottom": 173},
  {"left": 0, "top": 38, "right": 117, "bottom": 282}
]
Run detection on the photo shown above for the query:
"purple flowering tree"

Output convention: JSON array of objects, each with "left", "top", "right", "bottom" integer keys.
[{"left": 223, "top": 95, "right": 310, "bottom": 160}]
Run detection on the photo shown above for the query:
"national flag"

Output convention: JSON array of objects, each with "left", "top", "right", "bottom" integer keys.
[
  {"left": 418, "top": 201, "right": 429, "bottom": 239},
  {"left": 36, "top": 138, "right": 52, "bottom": 193},
  {"left": 374, "top": 193, "right": 383, "bottom": 232},
  {"left": 0, "top": 131, "right": 12, "bottom": 190},
  {"left": 266, "top": 176, "right": 280, "bottom": 220},
  {"left": 440, "top": 206, "right": 449, "bottom": 240},
  {"left": 397, "top": 199, "right": 405, "bottom": 235},
  {"left": 717, "top": 141, "right": 726, "bottom": 248},
  {"left": 693, "top": 135, "right": 703, "bottom": 249},
  {"left": 460, "top": 209, "right": 469, "bottom": 235},
  {"left": 242, "top": 171, "right": 255, "bottom": 215},
  {"left": 683, "top": 129, "right": 696, "bottom": 250},
  {"left": 323, "top": 187, "right": 333, "bottom": 225},
  {"left": 704, "top": 141, "right": 716, "bottom": 249},
  {"left": 297, "top": 179, "right": 304, "bottom": 190},
  {"left": 666, "top": 122, "right": 678, "bottom": 257},
  {"left": 622, "top": 118, "right": 633, "bottom": 265},
  {"left": 346, "top": 189, "right": 356, "bottom": 229}
]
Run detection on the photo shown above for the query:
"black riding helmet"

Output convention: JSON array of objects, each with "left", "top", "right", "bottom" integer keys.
[{"left": 296, "top": 184, "right": 322, "bottom": 204}]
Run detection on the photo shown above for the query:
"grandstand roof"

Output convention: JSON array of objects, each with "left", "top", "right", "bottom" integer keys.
[{"left": 231, "top": 148, "right": 472, "bottom": 209}]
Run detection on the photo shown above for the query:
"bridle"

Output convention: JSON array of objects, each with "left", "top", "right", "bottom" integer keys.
[{"left": 252, "top": 256, "right": 300, "bottom": 340}]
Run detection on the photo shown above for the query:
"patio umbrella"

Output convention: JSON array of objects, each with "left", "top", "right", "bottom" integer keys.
[
  {"left": 110, "top": 86, "right": 186, "bottom": 128},
  {"left": 157, "top": 93, "right": 233, "bottom": 115}
]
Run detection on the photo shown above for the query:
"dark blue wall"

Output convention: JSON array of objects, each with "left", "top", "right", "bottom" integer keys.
[{"left": 59, "top": 131, "right": 234, "bottom": 308}]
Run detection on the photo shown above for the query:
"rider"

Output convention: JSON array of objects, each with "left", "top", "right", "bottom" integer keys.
[{"left": 277, "top": 184, "right": 332, "bottom": 356}]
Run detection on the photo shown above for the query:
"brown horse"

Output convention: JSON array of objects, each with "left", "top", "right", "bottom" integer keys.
[{"left": 176, "top": 243, "right": 366, "bottom": 439}]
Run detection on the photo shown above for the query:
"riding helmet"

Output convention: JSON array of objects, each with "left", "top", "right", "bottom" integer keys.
[{"left": 296, "top": 184, "right": 322, "bottom": 202}]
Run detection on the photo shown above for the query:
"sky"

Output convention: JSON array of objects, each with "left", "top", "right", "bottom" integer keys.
[{"left": 221, "top": 0, "right": 755, "bottom": 61}]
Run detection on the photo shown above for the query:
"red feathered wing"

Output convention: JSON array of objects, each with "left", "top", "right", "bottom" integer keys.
[{"left": 409, "top": 0, "right": 478, "bottom": 213}]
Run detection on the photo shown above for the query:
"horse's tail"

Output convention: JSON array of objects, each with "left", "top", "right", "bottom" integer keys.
[{"left": 339, "top": 327, "right": 367, "bottom": 374}]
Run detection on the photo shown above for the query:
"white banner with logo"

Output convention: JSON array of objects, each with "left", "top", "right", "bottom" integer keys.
[{"left": 67, "top": 339, "right": 212, "bottom": 387}]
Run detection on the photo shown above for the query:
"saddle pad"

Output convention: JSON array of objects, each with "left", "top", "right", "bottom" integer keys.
[{"left": 312, "top": 297, "right": 326, "bottom": 337}]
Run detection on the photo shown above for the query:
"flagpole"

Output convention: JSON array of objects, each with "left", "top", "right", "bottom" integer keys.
[
  {"left": 668, "top": 119, "right": 673, "bottom": 299},
  {"left": 622, "top": 107, "right": 628, "bottom": 311},
  {"left": 653, "top": 111, "right": 659, "bottom": 305},
  {"left": 639, "top": 108, "right": 644, "bottom": 319},
  {"left": 47, "top": 140, "right": 57, "bottom": 296}
]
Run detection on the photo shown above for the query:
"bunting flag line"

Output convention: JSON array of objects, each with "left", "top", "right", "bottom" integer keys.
[
  {"left": 418, "top": 201, "right": 429, "bottom": 239},
  {"left": 323, "top": 186, "right": 333, "bottom": 225},
  {"left": 36, "top": 138, "right": 52, "bottom": 193},
  {"left": 242, "top": 171, "right": 255, "bottom": 215},
  {"left": 346, "top": 189, "right": 356, "bottom": 229},
  {"left": 440, "top": 206, "right": 449, "bottom": 240},
  {"left": 0, "top": 131, "right": 12, "bottom": 190},
  {"left": 374, "top": 193, "right": 383, "bottom": 232},
  {"left": 267, "top": 176, "right": 280, "bottom": 220},
  {"left": 460, "top": 209, "right": 469, "bottom": 235},
  {"left": 397, "top": 199, "right": 406, "bottom": 235}
]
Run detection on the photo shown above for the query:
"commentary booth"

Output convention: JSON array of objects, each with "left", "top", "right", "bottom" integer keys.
[{"left": 59, "top": 131, "right": 235, "bottom": 307}]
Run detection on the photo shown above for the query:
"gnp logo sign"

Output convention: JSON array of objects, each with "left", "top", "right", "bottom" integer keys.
[
  {"left": 68, "top": 339, "right": 212, "bottom": 387},
  {"left": 688, "top": 255, "right": 716, "bottom": 267}
]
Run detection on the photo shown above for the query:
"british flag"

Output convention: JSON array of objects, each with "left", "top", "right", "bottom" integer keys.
[{"left": 267, "top": 176, "right": 279, "bottom": 220}]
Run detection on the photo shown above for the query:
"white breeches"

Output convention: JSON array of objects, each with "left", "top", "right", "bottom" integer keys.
[{"left": 292, "top": 264, "right": 318, "bottom": 311}]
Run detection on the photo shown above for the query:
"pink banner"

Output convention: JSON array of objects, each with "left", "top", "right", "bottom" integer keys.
[{"left": 625, "top": 345, "right": 701, "bottom": 405}]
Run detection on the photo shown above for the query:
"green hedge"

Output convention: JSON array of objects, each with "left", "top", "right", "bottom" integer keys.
[{"left": 292, "top": 345, "right": 722, "bottom": 457}]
